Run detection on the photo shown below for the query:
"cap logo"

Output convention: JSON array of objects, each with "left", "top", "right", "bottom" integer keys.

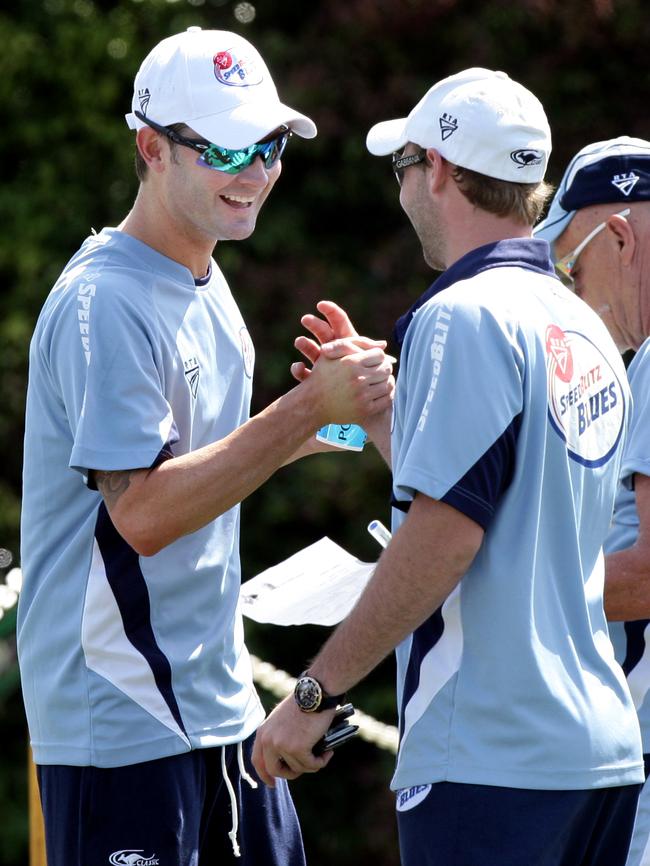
[
  {"left": 510, "top": 149, "right": 544, "bottom": 169},
  {"left": 213, "top": 48, "right": 262, "bottom": 87},
  {"left": 611, "top": 172, "right": 639, "bottom": 197},
  {"left": 439, "top": 113, "right": 458, "bottom": 141},
  {"left": 137, "top": 88, "right": 151, "bottom": 115}
]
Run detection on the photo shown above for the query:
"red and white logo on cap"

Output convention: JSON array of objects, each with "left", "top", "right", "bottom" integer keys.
[
  {"left": 546, "top": 324, "right": 625, "bottom": 467},
  {"left": 213, "top": 48, "right": 262, "bottom": 87}
]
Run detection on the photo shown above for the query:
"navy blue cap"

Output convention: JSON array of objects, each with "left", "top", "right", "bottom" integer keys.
[{"left": 535, "top": 136, "right": 650, "bottom": 246}]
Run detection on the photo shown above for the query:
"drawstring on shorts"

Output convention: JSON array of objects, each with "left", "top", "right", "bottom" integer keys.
[{"left": 221, "top": 741, "right": 258, "bottom": 858}]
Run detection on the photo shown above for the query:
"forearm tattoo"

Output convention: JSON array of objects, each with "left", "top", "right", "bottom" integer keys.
[{"left": 94, "top": 470, "right": 136, "bottom": 511}]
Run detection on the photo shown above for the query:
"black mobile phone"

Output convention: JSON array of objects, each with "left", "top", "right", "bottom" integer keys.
[
  {"left": 312, "top": 702, "right": 359, "bottom": 756},
  {"left": 332, "top": 702, "right": 355, "bottom": 722},
  {"left": 313, "top": 722, "right": 359, "bottom": 755}
]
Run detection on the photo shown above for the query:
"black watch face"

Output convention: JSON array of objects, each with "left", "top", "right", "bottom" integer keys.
[{"left": 295, "top": 676, "right": 322, "bottom": 711}]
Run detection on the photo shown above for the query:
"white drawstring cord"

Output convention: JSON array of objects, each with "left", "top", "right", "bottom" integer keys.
[
  {"left": 221, "top": 746, "right": 241, "bottom": 858},
  {"left": 221, "top": 741, "right": 259, "bottom": 858},
  {"left": 237, "top": 740, "right": 258, "bottom": 790}
]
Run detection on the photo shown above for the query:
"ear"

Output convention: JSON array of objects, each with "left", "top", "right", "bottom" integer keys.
[
  {"left": 136, "top": 127, "right": 166, "bottom": 174},
  {"left": 607, "top": 211, "right": 635, "bottom": 267},
  {"left": 424, "top": 148, "right": 448, "bottom": 193}
]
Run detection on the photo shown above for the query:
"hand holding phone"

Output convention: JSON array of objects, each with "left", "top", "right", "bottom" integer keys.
[{"left": 313, "top": 702, "right": 359, "bottom": 756}]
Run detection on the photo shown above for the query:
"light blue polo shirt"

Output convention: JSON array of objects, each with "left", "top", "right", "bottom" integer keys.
[
  {"left": 19, "top": 228, "right": 264, "bottom": 767},
  {"left": 390, "top": 239, "right": 642, "bottom": 792},
  {"left": 607, "top": 339, "right": 650, "bottom": 755}
]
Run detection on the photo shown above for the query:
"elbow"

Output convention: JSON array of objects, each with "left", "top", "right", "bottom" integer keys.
[
  {"left": 130, "top": 536, "right": 166, "bottom": 559},
  {"left": 109, "top": 505, "right": 171, "bottom": 558}
]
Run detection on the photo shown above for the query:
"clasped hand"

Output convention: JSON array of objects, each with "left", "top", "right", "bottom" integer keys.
[{"left": 295, "top": 301, "right": 395, "bottom": 428}]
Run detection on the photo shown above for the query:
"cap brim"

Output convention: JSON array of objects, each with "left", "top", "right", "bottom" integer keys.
[
  {"left": 126, "top": 101, "right": 317, "bottom": 148},
  {"left": 191, "top": 101, "right": 316, "bottom": 149},
  {"left": 366, "top": 118, "right": 409, "bottom": 156},
  {"left": 533, "top": 201, "right": 576, "bottom": 245}
]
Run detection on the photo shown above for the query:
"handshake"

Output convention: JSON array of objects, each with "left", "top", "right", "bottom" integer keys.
[{"left": 292, "top": 300, "right": 396, "bottom": 446}]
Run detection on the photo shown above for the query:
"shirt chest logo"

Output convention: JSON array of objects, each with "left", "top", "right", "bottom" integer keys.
[
  {"left": 183, "top": 356, "right": 200, "bottom": 399},
  {"left": 240, "top": 327, "right": 254, "bottom": 379},
  {"left": 546, "top": 324, "right": 626, "bottom": 467}
]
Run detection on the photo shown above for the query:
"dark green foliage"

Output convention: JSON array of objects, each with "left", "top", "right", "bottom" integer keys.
[{"left": 1, "top": 0, "right": 650, "bottom": 862}]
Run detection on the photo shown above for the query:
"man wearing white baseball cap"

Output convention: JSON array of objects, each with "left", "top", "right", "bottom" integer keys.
[
  {"left": 18, "top": 26, "right": 395, "bottom": 866},
  {"left": 253, "top": 69, "right": 643, "bottom": 865},
  {"left": 536, "top": 136, "right": 650, "bottom": 866}
]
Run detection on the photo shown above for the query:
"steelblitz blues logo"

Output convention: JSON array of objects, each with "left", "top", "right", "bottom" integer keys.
[
  {"left": 546, "top": 324, "right": 625, "bottom": 467},
  {"left": 213, "top": 48, "right": 262, "bottom": 86}
]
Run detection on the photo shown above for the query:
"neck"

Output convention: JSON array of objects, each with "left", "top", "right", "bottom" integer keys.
[
  {"left": 443, "top": 209, "right": 533, "bottom": 269},
  {"left": 119, "top": 186, "right": 214, "bottom": 279}
]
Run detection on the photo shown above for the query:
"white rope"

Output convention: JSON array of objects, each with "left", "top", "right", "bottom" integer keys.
[
  {"left": 0, "top": 570, "right": 398, "bottom": 754},
  {"left": 250, "top": 655, "right": 399, "bottom": 754}
]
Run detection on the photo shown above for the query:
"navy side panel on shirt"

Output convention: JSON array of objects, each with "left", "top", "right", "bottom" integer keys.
[{"left": 94, "top": 504, "right": 188, "bottom": 740}]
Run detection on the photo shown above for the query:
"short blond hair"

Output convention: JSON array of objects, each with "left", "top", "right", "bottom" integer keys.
[{"left": 451, "top": 163, "right": 554, "bottom": 226}]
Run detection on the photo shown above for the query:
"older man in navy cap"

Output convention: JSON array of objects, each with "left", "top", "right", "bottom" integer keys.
[{"left": 536, "top": 136, "right": 650, "bottom": 866}]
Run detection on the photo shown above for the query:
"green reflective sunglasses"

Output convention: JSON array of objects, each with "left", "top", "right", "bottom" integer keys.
[{"left": 135, "top": 111, "right": 290, "bottom": 174}]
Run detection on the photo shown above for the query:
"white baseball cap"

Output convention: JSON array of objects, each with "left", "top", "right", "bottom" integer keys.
[
  {"left": 125, "top": 27, "right": 317, "bottom": 149},
  {"left": 366, "top": 68, "right": 551, "bottom": 183},
  {"left": 534, "top": 136, "right": 650, "bottom": 246}
]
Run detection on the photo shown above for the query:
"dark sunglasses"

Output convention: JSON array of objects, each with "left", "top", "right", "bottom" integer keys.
[
  {"left": 134, "top": 111, "right": 290, "bottom": 174},
  {"left": 392, "top": 148, "right": 427, "bottom": 185}
]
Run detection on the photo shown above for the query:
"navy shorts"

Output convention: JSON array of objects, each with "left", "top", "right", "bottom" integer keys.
[
  {"left": 396, "top": 780, "right": 642, "bottom": 866},
  {"left": 37, "top": 734, "right": 306, "bottom": 866}
]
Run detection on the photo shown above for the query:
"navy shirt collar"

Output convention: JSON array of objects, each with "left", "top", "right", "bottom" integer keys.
[
  {"left": 195, "top": 263, "right": 212, "bottom": 287},
  {"left": 393, "top": 238, "right": 556, "bottom": 347}
]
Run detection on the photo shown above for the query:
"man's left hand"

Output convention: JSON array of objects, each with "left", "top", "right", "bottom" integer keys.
[{"left": 252, "top": 696, "right": 337, "bottom": 787}]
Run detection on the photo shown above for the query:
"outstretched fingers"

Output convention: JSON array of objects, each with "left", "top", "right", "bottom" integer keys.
[{"left": 315, "top": 300, "right": 358, "bottom": 339}]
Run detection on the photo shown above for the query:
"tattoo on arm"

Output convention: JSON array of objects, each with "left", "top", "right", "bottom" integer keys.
[{"left": 94, "top": 470, "right": 137, "bottom": 511}]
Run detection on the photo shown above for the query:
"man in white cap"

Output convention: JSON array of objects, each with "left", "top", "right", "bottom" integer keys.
[
  {"left": 535, "top": 136, "right": 650, "bottom": 866},
  {"left": 252, "top": 70, "right": 644, "bottom": 865},
  {"left": 18, "top": 27, "right": 394, "bottom": 866}
]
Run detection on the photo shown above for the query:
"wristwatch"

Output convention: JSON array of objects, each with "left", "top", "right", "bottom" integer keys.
[{"left": 293, "top": 671, "right": 345, "bottom": 712}]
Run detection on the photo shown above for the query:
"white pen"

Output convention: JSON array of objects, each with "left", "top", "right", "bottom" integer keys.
[{"left": 367, "top": 519, "right": 392, "bottom": 549}]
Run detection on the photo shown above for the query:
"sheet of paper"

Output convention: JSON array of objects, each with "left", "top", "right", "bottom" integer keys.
[{"left": 240, "top": 537, "right": 376, "bottom": 626}]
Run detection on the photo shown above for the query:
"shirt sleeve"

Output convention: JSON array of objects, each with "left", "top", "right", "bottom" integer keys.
[
  {"left": 393, "top": 291, "right": 524, "bottom": 528},
  {"left": 621, "top": 339, "right": 650, "bottom": 485},
  {"left": 49, "top": 274, "right": 179, "bottom": 476}
]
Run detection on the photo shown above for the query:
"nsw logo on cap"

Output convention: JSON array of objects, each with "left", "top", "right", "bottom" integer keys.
[
  {"left": 213, "top": 48, "right": 262, "bottom": 87},
  {"left": 611, "top": 172, "right": 639, "bottom": 197},
  {"left": 439, "top": 113, "right": 458, "bottom": 141},
  {"left": 138, "top": 88, "right": 151, "bottom": 114}
]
